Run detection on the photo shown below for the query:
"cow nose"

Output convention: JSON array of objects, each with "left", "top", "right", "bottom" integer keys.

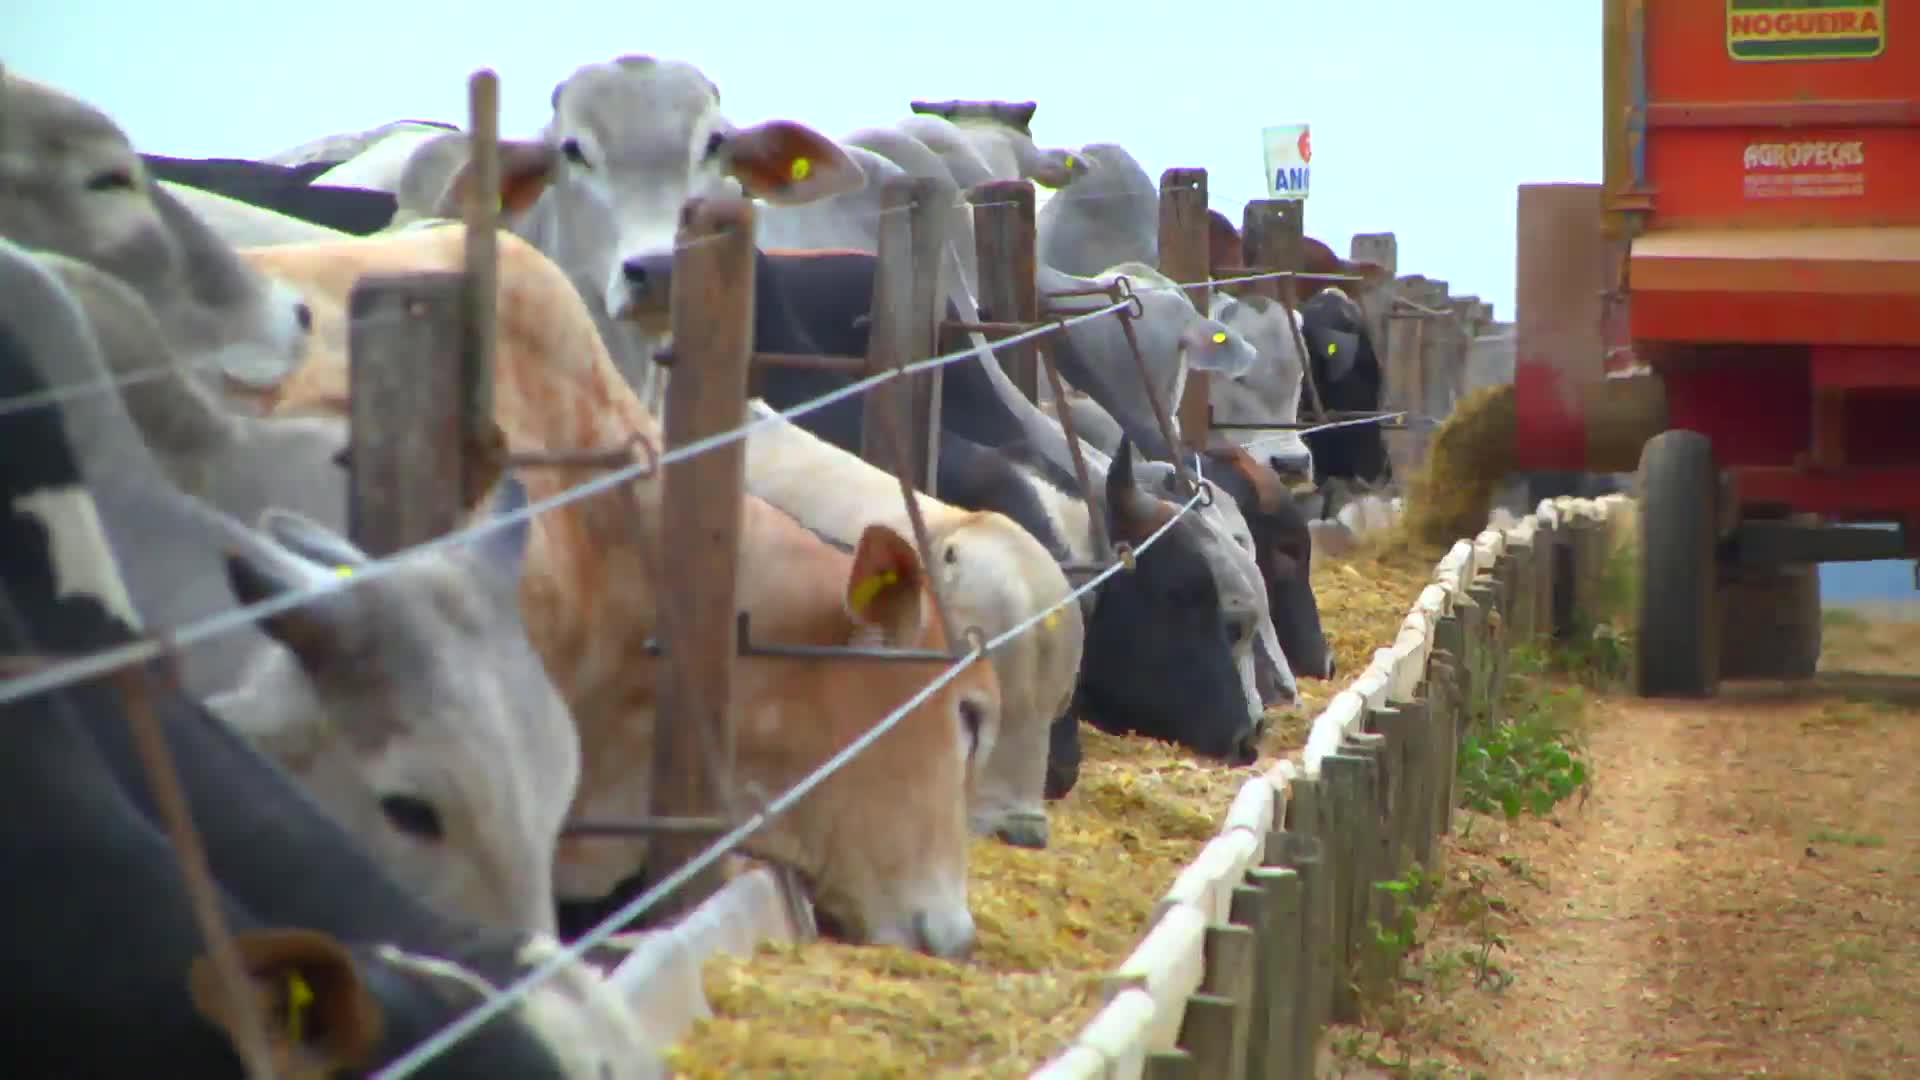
[
  {"left": 911, "top": 908, "right": 976, "bottom": 960},
  {"left": 1269, "top": 452, "right": 1314, "bottom": 479},
  {"left": 993, "top": 812, "right": 1050, "bottom": 850},
  {"left": 1231, "top": 728, "right": 1261, "bottom": 766},
  {"left": 620, "top": 253, "right": 676, "bottom": 295},
  {"left": 293, "top": 301, "right": 313, "bottom": 333}
]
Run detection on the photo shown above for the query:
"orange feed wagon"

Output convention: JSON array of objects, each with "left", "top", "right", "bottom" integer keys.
[{"left": 1512, "top": 0, "right": 1920, "bottom": 696}]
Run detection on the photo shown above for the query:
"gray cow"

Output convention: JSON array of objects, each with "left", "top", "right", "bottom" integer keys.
[
  {"left": 0, "top": 72, "right": 314, "bottom": 406},
  {"left": 1037, "top": 142, "right": 1161, "bottom": 277},
  {"left": 392, "top": 55, "right": 866, "bottom": 405},
  {"left": 3, "top": 242, "right": 582, "bottom": 935}
]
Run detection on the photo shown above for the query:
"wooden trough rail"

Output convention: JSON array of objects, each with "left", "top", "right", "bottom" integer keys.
[{"left": 1033, "top": 493, "right": 1633, "bottom": 1079}]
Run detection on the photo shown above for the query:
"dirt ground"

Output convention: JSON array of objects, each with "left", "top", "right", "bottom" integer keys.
[{"left": 1328, "top": 610, "right": 1920, "bottom": 1078}]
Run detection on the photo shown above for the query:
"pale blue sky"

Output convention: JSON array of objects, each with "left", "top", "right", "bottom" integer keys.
[{"left": 8, "top": 0, "right": 1599, "bottom": 317}]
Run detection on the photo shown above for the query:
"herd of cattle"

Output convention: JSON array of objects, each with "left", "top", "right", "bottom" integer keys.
[{"left": 0, "top": 55, "right": 1404, "bottom": 1077}]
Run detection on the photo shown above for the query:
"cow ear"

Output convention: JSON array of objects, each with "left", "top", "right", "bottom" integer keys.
[
  {"left": 844, "top": 523, "right": 928, "bottom": 647},
  {"left": 1028, "top": 147, "right": 1088, "bottom": 189},
  {"left": 719, "top": 120, "right": 864, "bottom": 206},
  {"left": 1182, "top": 320, "right": 1257, "bottom": 378},
  {"left": 258, "top": 510, "right": 368, "bottom": 574},
  {"left": 1317, "top": 330, "right": 1360, "bottom": 384},
  {"left": 468, "top": 470, "right": 534, "bottom": 588},
  {"left": 224, "top": 539, "right": 356, "bottom": 671},
  {"left": 434, "top": 137, "right": 556, "bottom": 219},
  {"left": 187, "top": 928, "right": 385, "bottom": 1076}
]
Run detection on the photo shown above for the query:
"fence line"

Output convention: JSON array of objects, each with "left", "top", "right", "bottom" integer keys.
[
  {"left": 1032, "top": 493, "right": 1634, "bottom": 1078},
  {"left": 3, "top": 65, "right": 1497, "bottom": 1078}
]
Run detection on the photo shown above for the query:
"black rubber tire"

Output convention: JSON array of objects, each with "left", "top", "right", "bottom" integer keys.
[
  {"left": 1635, "top": 430, "right": 1722, "bottom": 697},
  {"left": 1719, "top": 560, "right": 1822, "bottom": 681}
]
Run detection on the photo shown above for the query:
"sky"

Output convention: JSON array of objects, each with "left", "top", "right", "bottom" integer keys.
[{"left": 7, "top": 0, "right": 1601, "bottom": 319}]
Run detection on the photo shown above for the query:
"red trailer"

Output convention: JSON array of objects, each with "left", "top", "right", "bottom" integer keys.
[{"left": 1513, "top": 0, "right": 1920, "bottom": 697}]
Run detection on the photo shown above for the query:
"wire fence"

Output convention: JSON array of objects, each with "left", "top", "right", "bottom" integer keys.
[{"left": 4, "top": 150, "right": 1427, "bottom": 1078}]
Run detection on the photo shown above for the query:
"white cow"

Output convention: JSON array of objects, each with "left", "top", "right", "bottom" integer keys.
[
  {"left": 741, "top": 400, "right": 1084, "bottom": 849},
  {"left": 1209, "top": 291, "right": 1317, "bottom": 480},
  {"left": 0, "top": 72, "right": 314, "bottom": 403}
]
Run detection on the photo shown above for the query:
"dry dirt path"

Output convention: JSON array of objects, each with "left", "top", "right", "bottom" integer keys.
[{"left": 1330, "top": 612, "right": 1920, "bottom": 1078}]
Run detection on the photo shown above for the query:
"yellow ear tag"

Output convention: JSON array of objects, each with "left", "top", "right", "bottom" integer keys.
[
  {"left": 1210, "top": 331, "right": 1227, "bottom": 345},
  {"left": 790, "top": 157, "right": 812, "bottom": 182},
  {"left": 1326, "top": 342, "right": 1339, "bottom": 356},
  {"left": 848, "top": 568, "right": 899, "bottom": 614},
  {"left": 286, "top": 970, "right": 315, "bottom": 1044},
  {"left": 1043, "top": 611, "right": 1061, "bottom": 631},
  {"left": 333, "top": 565, "right": 354, "bottom": 579},
  {"left": 1063, "top": 154, "right": 1076, "bottom": 169}
]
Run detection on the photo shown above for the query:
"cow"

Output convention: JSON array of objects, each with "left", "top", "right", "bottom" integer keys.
[
  {"left": 7, "top": 242, "right": 583, "bottom": 934},
  {"left": 688, "top": 245, "right": 1271, "bottom": 762},
  {"left": 1179, "top": 446, "right": 1333, "bottom": 680},
  {"left": 902, "top": 100, "right": 1090, "bottom": 189},
  {"left": 1035, "top": 142, "right": 1160, "bottom": 277},
  {"left": 0, "top": 73, "right": 314, "bottom": 405},
  {"left": 0, "top": 246, "right": 651, "bottom": 1078},
  {"left": 244, "top": 223, "right": 993, "bottom": 958},
  {"left": 1038, "top": 260, "right": 1259, "bottom": 462},
  {"left": 1299, "top": 287, "right": 1392, "bottom": 491},
  {"left": 383, "top": 55, "right": 868, "bottom": 406},
  {"left": 835, "top": 124, "right": 983, "bottom": 294},
  {"left": 1208, "top": 291, "right": 1317, "bottom": 481},
  {"left": 740, "top": 399, "right": 1084, "bottom": 849}
]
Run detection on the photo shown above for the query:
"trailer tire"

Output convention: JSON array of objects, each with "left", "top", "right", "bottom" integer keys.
[
  {"left": 1635, "top": 430, "right": 1722, "bottom": 698},
  {"left": 1719, "top": 561, "right": 1822, "bottom": 681}
]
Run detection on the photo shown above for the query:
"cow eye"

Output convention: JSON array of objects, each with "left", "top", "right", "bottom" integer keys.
[
  {"left": 560, "top": 138, "right": 589, "bottom": 168},
  {"left": 86, "top": 169, "right": 135, "bottom": 193},
  {"left": 380, "top": 794, "right": 444, "bottom": 841},
  {"left": 704, "top": 130, "right": 727, "bottom": 159}
]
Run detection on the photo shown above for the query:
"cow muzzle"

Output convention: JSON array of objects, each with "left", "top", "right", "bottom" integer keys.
[{"left": 615, "top": 253, "right": 676, "bottom": 332}]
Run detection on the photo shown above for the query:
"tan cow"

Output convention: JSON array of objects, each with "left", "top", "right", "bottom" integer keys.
[{"left": 242, "top": 226, "right": 995, "bottom": 957}]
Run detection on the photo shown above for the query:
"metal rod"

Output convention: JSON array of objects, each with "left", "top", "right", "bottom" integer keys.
[
  {"left": 1114, "top": 294, "right": 1194, "bottom": 492},
  {"left": 560, "top": 817, "right": 733, "bottom": 837},
  {"left": 638, "top": 612, "right": 966, "bottom": 663},
  {"left": 751, "top": 351, "right": 870, "bottom": 373},
  {"left": 1036, "top": 337, "right": 1112, "bottom": 557},
  {"left": 119, "top": 662, "right": 281, "bottom": 1080},
  {"left": 1279, "top": 278, "right": 1331, "bottom": 423}
]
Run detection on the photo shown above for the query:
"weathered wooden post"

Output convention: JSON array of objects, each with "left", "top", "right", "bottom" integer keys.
[
  {"left": 1159, "top": 167, "right": 1212, "bottom": 459},
  {"left": 346, "top": 274, "right": 472, "bottom": 556},
  {"left": 1349, "top": 233, "right": 1398, "bottom": 360},
  {"left": 346, "top": 68, "right": 502, "bottom": 556},
  {"left": 863, "top": 175, "right": 945, "bottom": 493},
  {"left": 1382, "top": 302, "right": 1429, "bottom": 482},
  {"left": 645, "top": 196, "right": 756, "bottom": 921},
  {"left": 1239, "top": 199, "right": 1305, "bottom": 304},
  {"left": 971, "top": 179, "right": 1041, "bottom": 402}
]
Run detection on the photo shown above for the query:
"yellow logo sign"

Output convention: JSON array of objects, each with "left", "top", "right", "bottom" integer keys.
[{"left": 1728, "top": 1, "right": 1885, "bottom": 62}]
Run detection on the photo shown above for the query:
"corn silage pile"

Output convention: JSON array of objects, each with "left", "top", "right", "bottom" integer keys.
[
  {"left": 665, "top": 537, "right": 1441, "bottom": 1078},
  {"left": 1400, "top": 381, "right": 1518, "bottom": 547}
]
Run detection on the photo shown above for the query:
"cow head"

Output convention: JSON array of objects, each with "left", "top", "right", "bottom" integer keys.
[
  {"left": 211, "top": 474, "right": 580, "bottom": 935},
  {"left": 435, "top": 56, "right": 860, "bottom": 336},
  {"left": 1197, "top": 447, "right": 1334, "bottom": 680},
  {"left": 1078, "top": 439, "right": 1259, "bottom": 764},
  {"left": 1208, "top": 292, "right": 1316, "bottom": 483},
  {"left": 0, "top": 74, "right": 312, "bottom": 399},
  {"left": 742, "top": 523, "right": 996, "bottom": 959}
]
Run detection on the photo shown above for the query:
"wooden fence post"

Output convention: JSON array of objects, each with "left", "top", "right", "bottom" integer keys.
[
  {"left": 347, "top": 273, "right": 472, "bottom": 557},
  {"left": 863, "top": 175, "right": 946, "bottom": 493},
  {"left": 971, "top": 180, "right": 1040, "bottom": 403},
  {"left": 1349, "top": 232, "right": 1398, "bottom": 362},
  {"left": 459, "top": 69, "right": 502, "bottom": 509},
  {"left": 1159, "top": 167, "right": 1212, "bottom": 458},
  {"left": 645, "top": 196, "right": 756, "bottom": 922},
  {"left": 1382, "top": 304, "right": 1429, "bottom": 484},
  {"left": 1241, "top": 200, "right": 1305, "bottom": 304}
]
